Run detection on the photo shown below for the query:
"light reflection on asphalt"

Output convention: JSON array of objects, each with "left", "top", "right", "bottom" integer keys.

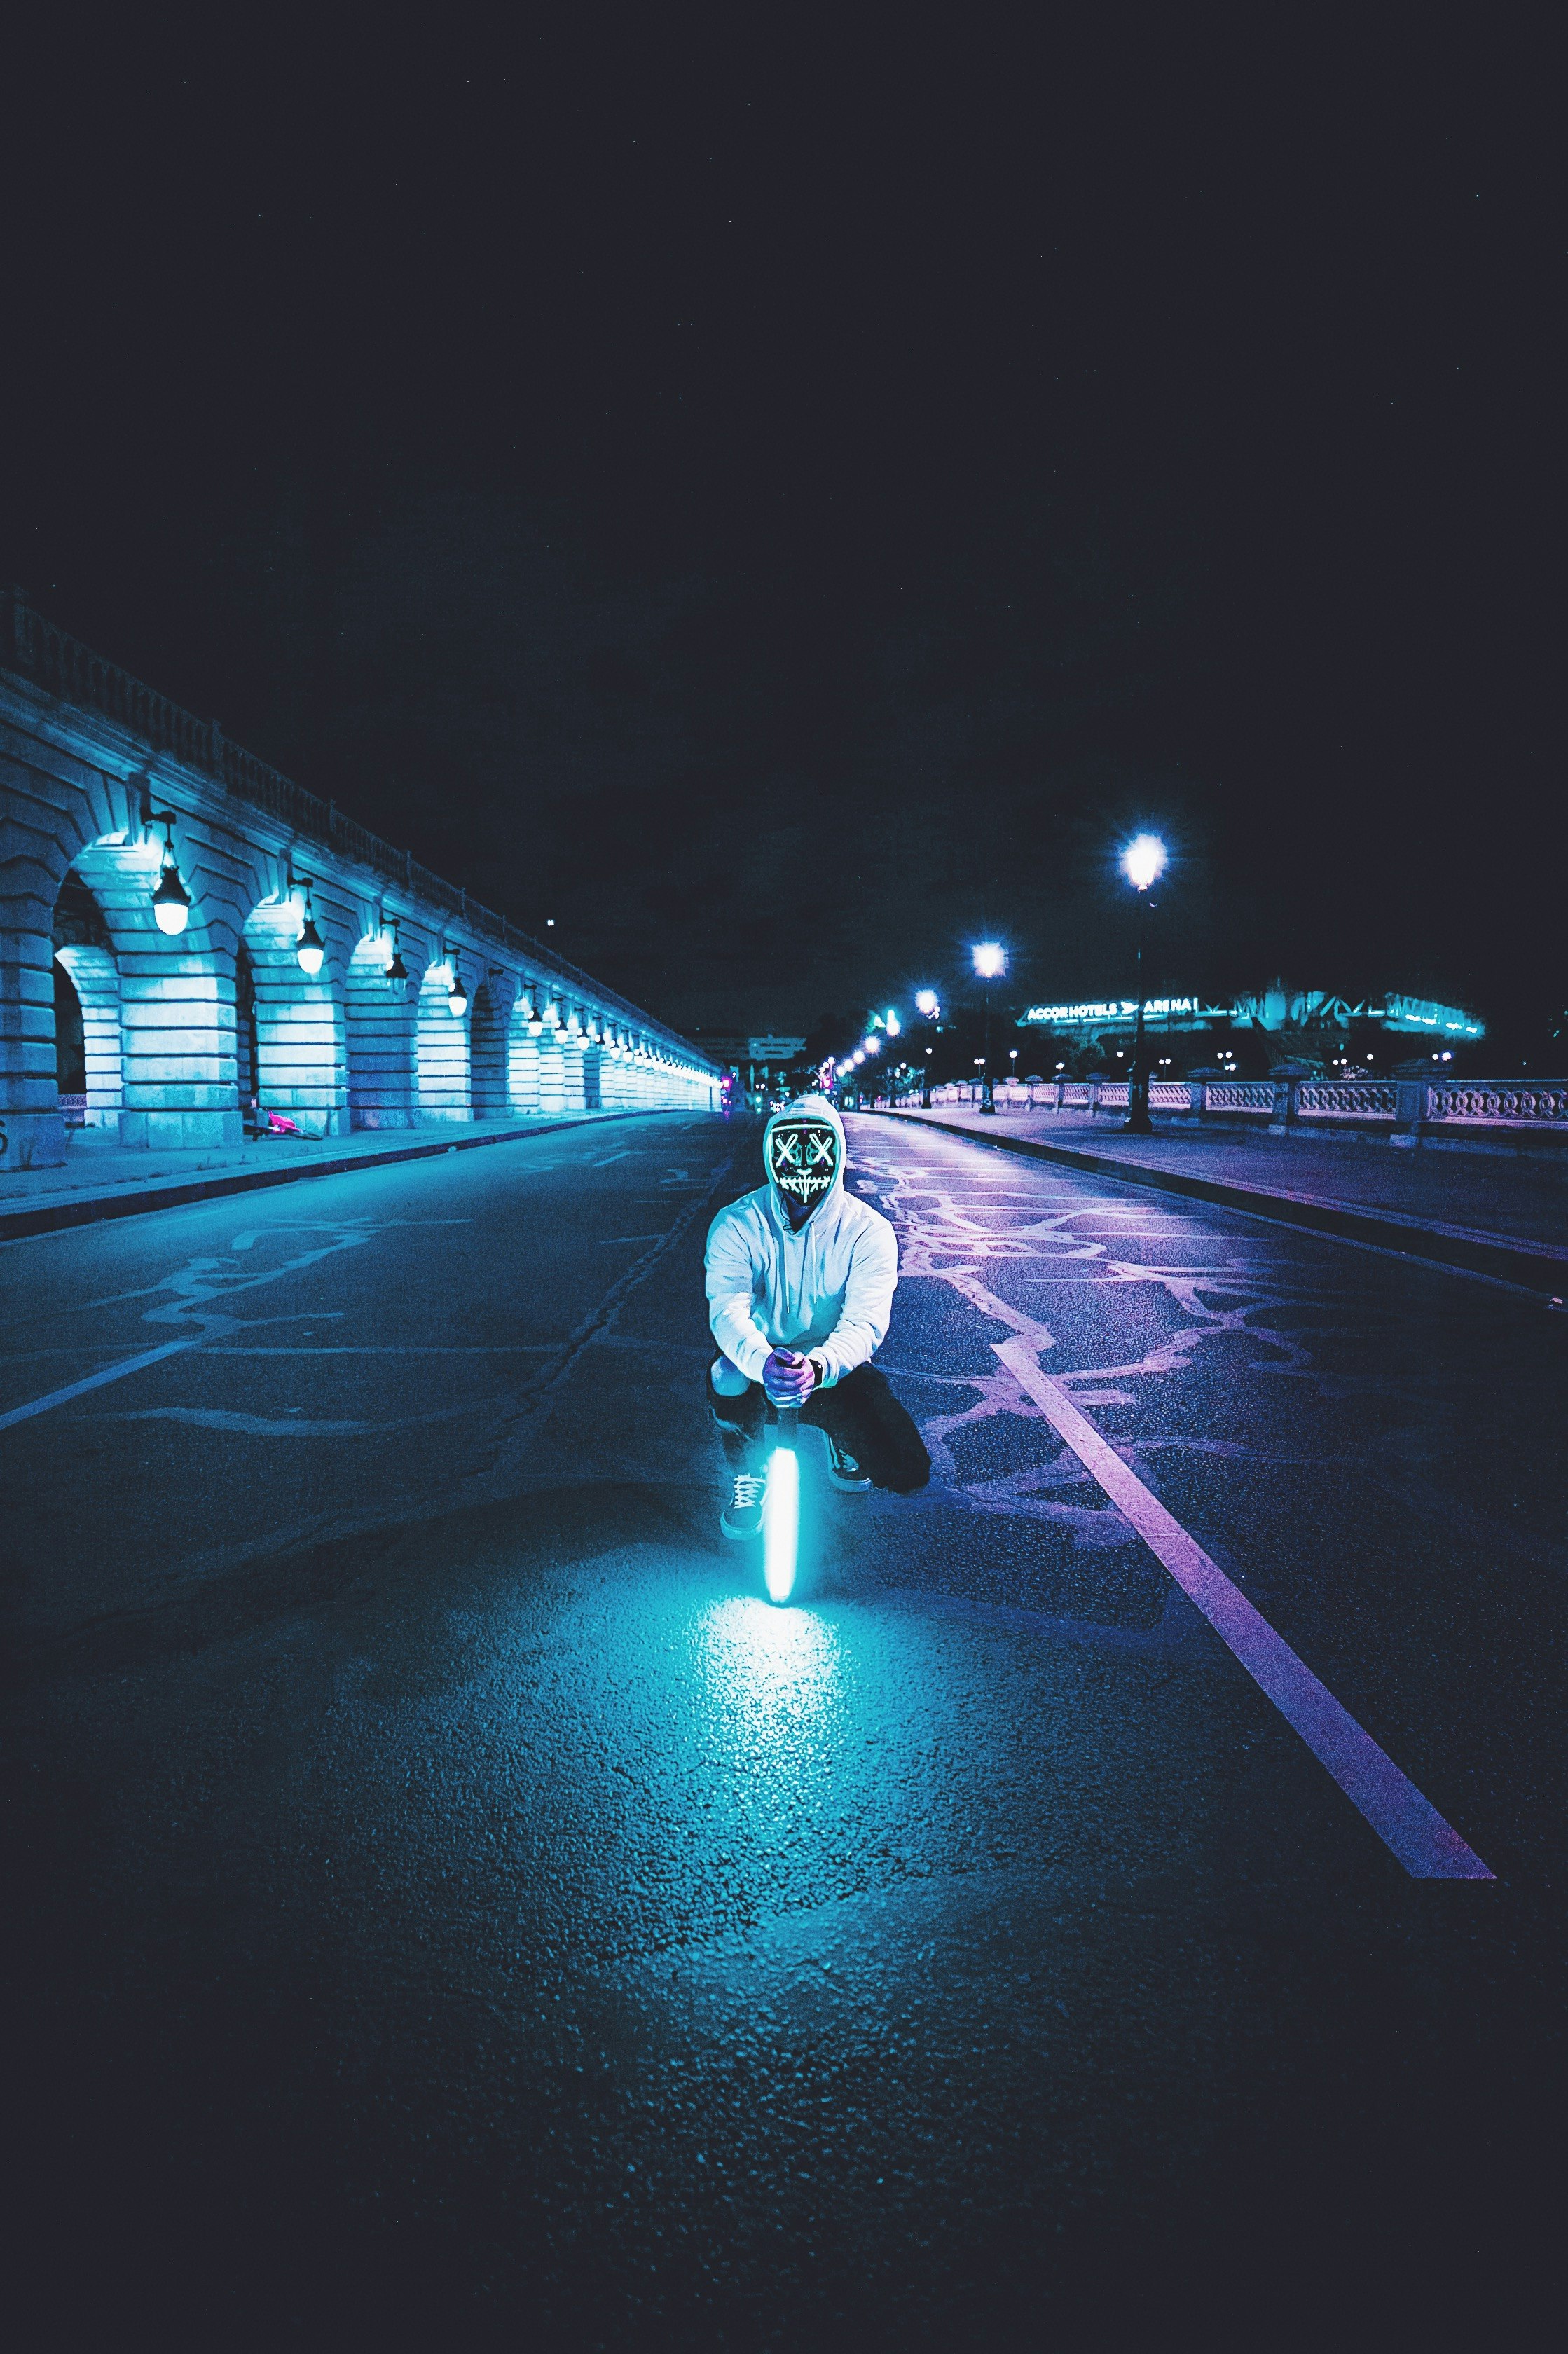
[{"left": 694, "top": 1597, "right": 844, "bottom": 1758}]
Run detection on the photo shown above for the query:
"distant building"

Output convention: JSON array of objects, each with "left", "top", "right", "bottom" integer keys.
[{"left": 694, "top": 1035, "right": 809, "bottom": 1096}]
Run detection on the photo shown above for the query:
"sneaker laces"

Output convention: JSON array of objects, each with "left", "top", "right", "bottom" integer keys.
[{"left": 731, "top": 1473, "right": 766, "bottom": 1508}]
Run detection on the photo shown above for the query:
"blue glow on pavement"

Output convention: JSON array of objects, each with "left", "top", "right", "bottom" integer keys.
[{"left": 697, "top": 1597, "right": 839, "bottom": 1729}]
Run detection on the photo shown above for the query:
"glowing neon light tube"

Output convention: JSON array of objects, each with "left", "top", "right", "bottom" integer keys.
[{"left": 762, "top": 1442, "right": 799, "bottom": 1604}]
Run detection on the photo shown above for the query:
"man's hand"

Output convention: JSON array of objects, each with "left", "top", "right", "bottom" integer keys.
[{"left": 762, "top": 1348, "right": 816, "bottom": 1407}]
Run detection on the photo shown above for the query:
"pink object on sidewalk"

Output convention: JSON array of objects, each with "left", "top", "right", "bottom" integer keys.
[{"left": 266, "top": 1113, "right": 303, "bottom": 1136}]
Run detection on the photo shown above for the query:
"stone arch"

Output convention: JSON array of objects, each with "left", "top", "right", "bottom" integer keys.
[
  {"left": 415, "top": 956, "right": 471, "bottom": 1122},
  {"left": 506, "top": 983, "right": 542, "bottom": 1115},
  {"left": 345, "top": 929, "right": 416, "bottom": 1129},
  {"left": 235, "top": 938, "right": 259, "bottom": 1126},
  {"left": 558, "top": 1005, "right": 590, "bottom": 1113},
  {"left": 52, "top": 868, "right": 122, "bottom": 1135},
  {"left": 470, "top": 978, "right": 509, "bottom": 1117},
  {"left": 69, "top": 829, "right": 235, "bottom": 1150},
  {"left": 533, "top": 991, "right": 568, "bottom": 1115},
  {"left": 604, "top": 1026, "right": 638, "bottom": 1111},
  {"left": 241, "top": 892, "right": 348, "bottom": 1138},
  {"left": 53, "top": 959, "right": 85, "bottom": 1099}
]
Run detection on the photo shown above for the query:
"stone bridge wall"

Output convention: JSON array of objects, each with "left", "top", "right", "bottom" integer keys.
[{"left": 1, "top": 597, "right": 719, "bottom": 1168}]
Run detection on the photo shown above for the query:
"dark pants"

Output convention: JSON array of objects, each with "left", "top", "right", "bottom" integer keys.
[{"left": 708, "top": 1362, "right": 930, "bottom": 1494}]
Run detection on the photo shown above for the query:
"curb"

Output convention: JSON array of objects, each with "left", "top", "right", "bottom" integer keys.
[
  {"left": 0, "top": 1108, "right": 685, "bottom": 1244},
  {"left": 870, "top": 1112, "right": 1568, "bottom": 1302}
]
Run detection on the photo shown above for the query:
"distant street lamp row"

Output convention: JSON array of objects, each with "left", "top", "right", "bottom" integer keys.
[{"left": 834, "top": 837, "right": 1168, "bottom": 1131}]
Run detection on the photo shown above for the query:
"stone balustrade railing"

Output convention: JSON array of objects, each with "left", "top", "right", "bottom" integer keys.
[{"left": 901, "top": 1074, "right": 1568, "bottom": 1145}]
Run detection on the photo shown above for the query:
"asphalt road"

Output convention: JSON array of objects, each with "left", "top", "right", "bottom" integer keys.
[{"left": 4, "top": 1111, "right": 1565, "bottom": 2348}]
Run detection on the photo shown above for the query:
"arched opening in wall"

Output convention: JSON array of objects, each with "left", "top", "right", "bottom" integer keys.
[
  {"left": 54, "top": 963, "right": 85, "bottom": 1099},
  {"left": 506, "top": 994, "right": 542, "bottom": 1115},
  {"left": 415, "top": 961, "right": 471, "bottom": 1122},
  {"left": 235, "top": 941, "right": 259, "bottom": 1131},
  {"left": 242, "top": 897, "right": 348, "bottom": 1138},
  {"left": 66, "top": 834, "right": 234, "bottom": 1150},
  {"left": 52, "top": 866, "right": 122, "bottom": 1138},
  {"left": 470, "top": 983, "right": 507, "bottom": 1117},
  {"left": 346, "top": 933, "right": 415, "bottom": 1129}
]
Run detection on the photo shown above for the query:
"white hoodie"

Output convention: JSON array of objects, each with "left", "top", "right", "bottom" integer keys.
[{"left": 705, "top": 1096, "right": 898, "bottom": 1387}]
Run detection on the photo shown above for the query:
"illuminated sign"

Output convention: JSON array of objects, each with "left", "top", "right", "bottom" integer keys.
[
  {"left": 1022, "top": 997, "right": 1217, "bottom": 1026},
  {"left": 1021, "top": 990, "right": 1485, "bottom": 1039},
  {"left": 1380, "top": 996, "right": 1485, "bottom": 1038}
]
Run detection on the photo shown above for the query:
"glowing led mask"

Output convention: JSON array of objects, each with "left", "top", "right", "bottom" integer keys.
[{"left": 767, "top": 1120, "right": 841, "bottom": 1210}]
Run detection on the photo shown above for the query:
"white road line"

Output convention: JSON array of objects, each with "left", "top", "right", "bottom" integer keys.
[
  {"left": 0, "top": 1335, "right": 208, "bottom": 1433},
  {"left": 992, "top": 1337, "right": 1493, "bottom": 1881},
  {"left": 593, "top": 1150, "right": 634, "bottom": 1165}
]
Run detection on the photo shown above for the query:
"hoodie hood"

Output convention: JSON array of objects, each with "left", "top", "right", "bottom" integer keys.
[{"left": 762, "top": 1095, "right": 846, "bottom": 1226}]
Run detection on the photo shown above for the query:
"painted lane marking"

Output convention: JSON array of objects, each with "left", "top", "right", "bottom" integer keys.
[
  {"left": 90, "top": 1400, "right": 485, "bottom": 1436},
  {"left": 0, "top": 1336, "right": 207, "bottom": 1433},
  {"left": 593, "top": 1150, "right": 634, "bottom": 1166},
  {"left": 5, "top": 1227, "right": 380, "bottom": 1431},
  {"left": 992, "top": 1337, "right": 1493, "bottom": 1881},
  {"left": 200, "top": 1344, "right": 558, "bottom": 1355}
]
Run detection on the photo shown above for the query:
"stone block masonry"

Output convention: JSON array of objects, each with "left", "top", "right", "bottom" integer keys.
[{"left": 1, "top": 594, "right": 719, "bottom": 1168}]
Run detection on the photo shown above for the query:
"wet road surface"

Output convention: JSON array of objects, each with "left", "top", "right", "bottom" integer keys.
[{"left": 5, "top": 1111, "right": 1565, "bottom": 2346}]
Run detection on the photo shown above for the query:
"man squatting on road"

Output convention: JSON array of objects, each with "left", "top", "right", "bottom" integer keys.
[{"left": 704, "top": 1095, "right": 931, "bottom": 1539}]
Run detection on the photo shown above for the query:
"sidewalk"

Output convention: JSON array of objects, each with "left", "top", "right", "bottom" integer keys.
[
  {"left": 872, "top": 1107, "right": 1568, "bottom": 1299},
  {"left": 0, "top": 1110, "right": 658, "bottom": 1242}
]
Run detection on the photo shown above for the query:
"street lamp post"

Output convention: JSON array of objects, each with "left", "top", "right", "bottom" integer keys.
[
  {"left": 915, "top": 989, "right": 940, "bottom": 1108},
  {"left": 971, "top": 944, "right": 1005, "bottom": 1115},
  {"left": 1120, "top": 835, "right": 1167, "bottom": 1134}
]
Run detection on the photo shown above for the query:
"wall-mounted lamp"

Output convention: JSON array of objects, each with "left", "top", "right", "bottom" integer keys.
[
  {"left": 148, "top": 808, "right": 191, "bottom": 935},
  {"left": 293, "top": 879, "right": 324, "bottom": 976}
]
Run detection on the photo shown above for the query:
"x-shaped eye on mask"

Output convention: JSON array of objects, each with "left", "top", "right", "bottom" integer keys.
[{"left": 769, "top": 1124, "right": 839, "bottom": 1200}]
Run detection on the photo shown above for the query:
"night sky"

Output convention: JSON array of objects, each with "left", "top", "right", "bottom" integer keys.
[{"left": 5, "top": 18, "right": 1558, "bottom": 1047}]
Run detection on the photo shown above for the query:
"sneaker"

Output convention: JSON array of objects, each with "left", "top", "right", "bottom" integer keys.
[
  {"left": 823, "top": 1436, "right": 874, "bottom": 1492},
  {"left": 720, "top": 1471, "right": 766, "bottom": 1540}
]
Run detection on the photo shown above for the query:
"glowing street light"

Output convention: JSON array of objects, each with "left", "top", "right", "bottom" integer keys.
[
  {"left": 1120, "top": 834, "right": 1167, "bottom": 1134},
  {"left": 447, "top": 961, "right": 468, "bottom": 1019},
  {"left": 1120, "top": 834, "right": 1167, "bottom": 893},
  {"left": 383, "top": 922, "right": 408, "bottom": 985},
  {"left": 885, "top": 1007, "right": 901, "bottom": 1037},
  {"left": 970, "top": 942, "right": 1007, "bottom": 1115},
  {"left": 151, "top": 857, "right": 191, "bottom": 935},
  {"left": 296, "top": 916, "right": 324, "bottom": 976},
  {"left": 863, "top": 1035, "right": 881, "bottom": 1055}
]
